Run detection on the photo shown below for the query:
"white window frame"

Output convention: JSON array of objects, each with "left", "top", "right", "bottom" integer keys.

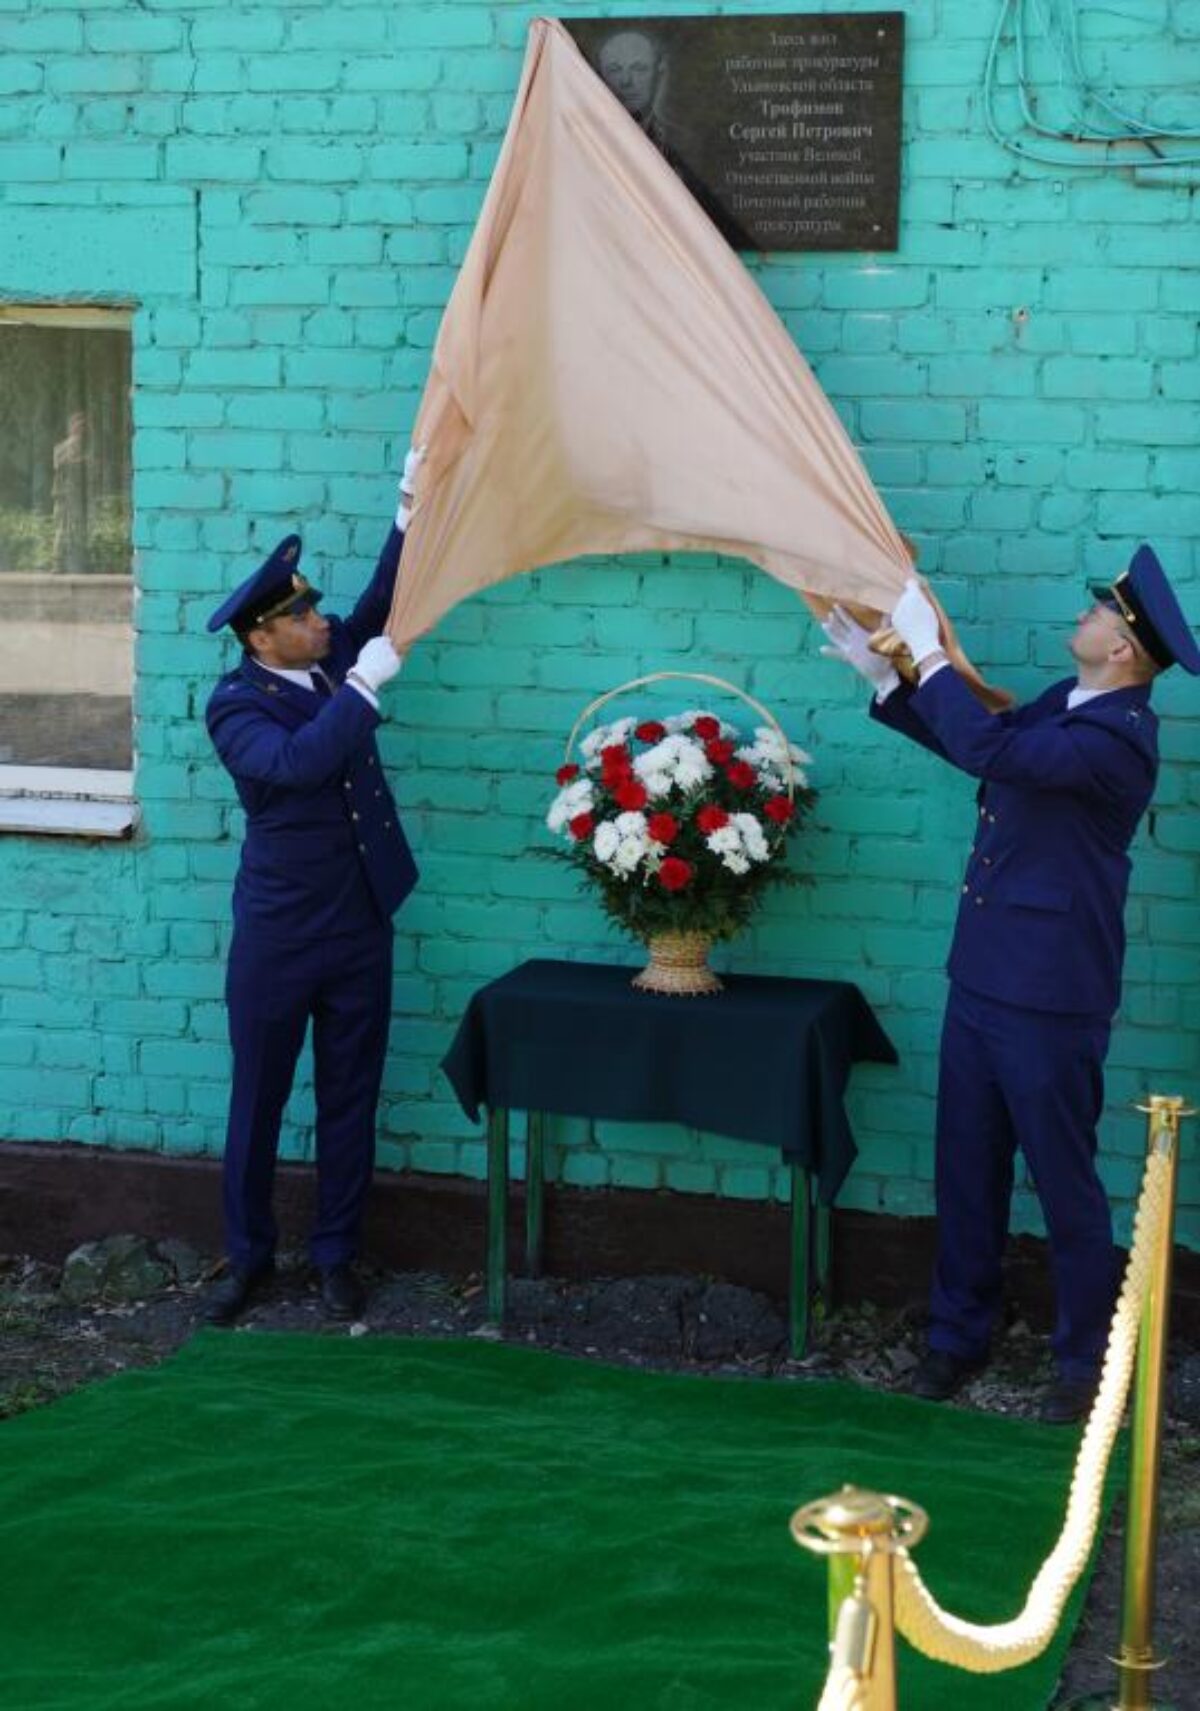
[{"left": 0, "top": 303, "right": 137, "bottom": 839}]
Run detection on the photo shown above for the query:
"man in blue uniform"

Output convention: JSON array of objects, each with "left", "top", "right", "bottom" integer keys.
[
  {"left": 201, "top": 466, "right": 421, "bottom": 1326},
  {"left": 822, "top": 545, "right": 1199, "bottom": 1422}
]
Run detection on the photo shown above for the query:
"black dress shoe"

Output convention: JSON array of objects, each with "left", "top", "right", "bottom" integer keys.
[
  {"left": 203, "top": 1265, "right": 273, "bottom": 1327},
  {"left": 319, "top": 1264, "right": 365, "bottom": 1321},
  {"left": 1039, "top": 1373, "right": 1100, "bottom": 1426},
  {"left": 909, "top": 1348, "right": 988, "bottom": 1402}
]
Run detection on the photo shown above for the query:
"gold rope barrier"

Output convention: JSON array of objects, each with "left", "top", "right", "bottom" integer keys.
[
  {"left": 794, "top": 1490, "right": 927, "bottom": 1711},
  {"left": 794, "top": 1098, "right": 1188, "bottom": 1702},
  {"left": 816, "top": 1661, "right": 872, "bottom": 1711},
  {"left": 1108, "top": 1094, "right": 1191, "bottom": 1709},
  {"left": 890, "top": 1103, "right": 1179, "bottom": 1671}
]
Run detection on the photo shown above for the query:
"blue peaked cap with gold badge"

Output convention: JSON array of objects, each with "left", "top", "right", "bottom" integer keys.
[
  {"left": 1089, "top": 543, "right": 1200, "bottom": 676},
  {"left": 206, "top": 535, "right": 324, "bottom": 636}
]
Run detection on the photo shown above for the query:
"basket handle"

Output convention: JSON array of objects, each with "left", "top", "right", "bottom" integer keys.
[{"left": 565, "top": 669, "right": 796, "bottom": 800}]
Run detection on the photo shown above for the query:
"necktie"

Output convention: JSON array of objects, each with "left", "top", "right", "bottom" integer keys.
[{"left": 311, "top": 669, "right": 334, "bottom": 699}]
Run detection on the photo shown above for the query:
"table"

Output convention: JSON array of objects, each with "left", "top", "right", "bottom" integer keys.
[{"left": 441, "top": 958, "right": 897, "bottom": 1356}]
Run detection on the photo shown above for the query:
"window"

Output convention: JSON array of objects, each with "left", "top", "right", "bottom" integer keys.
[{"left": 0, "top": 305, "right": 136, "bottom": 836}]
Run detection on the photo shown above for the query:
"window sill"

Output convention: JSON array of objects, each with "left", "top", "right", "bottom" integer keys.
[{"left": 0, "top": 766, "right": 138, "bottom": 840}]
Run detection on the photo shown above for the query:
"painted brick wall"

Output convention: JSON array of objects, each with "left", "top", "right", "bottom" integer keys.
[{"left": 1, "top": 1, "right": 1197, "bottom": 1249}]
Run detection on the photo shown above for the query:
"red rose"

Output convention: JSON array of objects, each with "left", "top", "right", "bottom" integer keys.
[
  {"left": 726, "top": 761, "right": 757, "bottom": 790},
  {"left": 556, "top": 763, "right": 580, "bottom": 785},
  {"left": 692, "top": 716, "right": 720, "bottom": 740},
  {"left": 658, "top": 856, "right": 693, "bottom": 892},
  {"left": 696, "top": 805, "right": 729, "bottom": 833},
  {"left": 764, "top": 796, "right": 794, "bottom": 825},
  {"left": 635, "top": 720, "right": 667, "bottom": 743},
  {"left": 647, "top": 812, "right": 679, "bottom": 845},
  {"left": 614, "top": 778, "right": 648, "bottom": 811},
  {"left": 704, "top": 737, "right": 735, "bottom": 765},
  {"left": 568, "top": 812, "right": 595, "bottom": 841}
]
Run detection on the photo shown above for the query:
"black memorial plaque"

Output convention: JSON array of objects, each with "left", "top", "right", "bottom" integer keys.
[{"left": 566, "top": 14, "right": 903, "bottom": 252}]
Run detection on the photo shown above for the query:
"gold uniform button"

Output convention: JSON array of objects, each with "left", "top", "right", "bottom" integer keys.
[
  {"left": 351, "top": 811, "right": 360, "bottom": 821},
  {"left": 358, "top": 843, "right": 366, "bottom": 853},
  {"left": 975, "top": 895, "right": 984, "bottom": 906},
  {"left": 961, "top": 883, "right": 969, "bottom": 893}
]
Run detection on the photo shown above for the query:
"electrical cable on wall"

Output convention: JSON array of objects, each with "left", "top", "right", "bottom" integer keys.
[{"left": 984, "top": 0, "right": 1200, "bottom": 171}]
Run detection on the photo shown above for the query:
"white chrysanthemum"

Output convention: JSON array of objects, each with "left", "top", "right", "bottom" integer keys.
[
  {"left": 633, "top": 734, "right": 712, "bottom": 797},
  {"left": 580, "top": 716, "right": 636, "bottom": 761},
  {"left": 633, "top": 738, "right": 673, "bottom": 776},
  {"left": 663, "top": 707, "right": 737, "bottom": 739},
  {"left": 705, "top": 825, "right": 742, "bottom": 858},
  {"left": 593, "top": 821, "right": 619, "bottom": 862},
  {"left": 736, "top": 730, "right": 807, "bottom": 792},
  {"left": 705, "top": 822, "right": 751, "bottom": 874},
  {"left": 613, "top": 836, "right": 645, "bottom": 874},
  {"left": 733, "top": 812, "right": 770, "bottom": 862},
  {"left": 546, "top": 778, "right": 595, "bottom": 833},
  {"left": 672, "top": 742, "right": 713, "bottom": 792}
]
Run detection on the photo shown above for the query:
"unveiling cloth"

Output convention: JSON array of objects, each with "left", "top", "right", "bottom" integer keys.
[
  {"left": 386, "top": 17, "right": 914, "bottom": 650},
  {"left": 440, "top": 958, "right": 897, "bottom": 1203}
]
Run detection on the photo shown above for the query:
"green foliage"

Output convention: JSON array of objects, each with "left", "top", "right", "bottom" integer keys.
[
  {"left": 542, "top": 842, "right": 807, "bottom": 942},
  {"left": 0, "top": 507, "right": 54, "bottom": 572},
  {"left": 0, "top": 500, "right": 131, "bottom": 575}
]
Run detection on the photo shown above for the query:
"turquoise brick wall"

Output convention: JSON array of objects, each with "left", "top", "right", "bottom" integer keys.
[{"left": 1, "top": 1, "right": 1197, "bottom": 1250}]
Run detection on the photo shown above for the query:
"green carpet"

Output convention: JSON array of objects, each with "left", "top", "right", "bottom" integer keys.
[{"left": 0, "top": 1334, "right": 1107, "bottom": 1710}]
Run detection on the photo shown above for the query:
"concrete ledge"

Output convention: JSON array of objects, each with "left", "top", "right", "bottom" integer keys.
[
  {"left": 1, "top": 1141, "right": 1196, "bottom": 1337},
  {"left": 0, "top": 201, "right": 196, "bottom": 298}
]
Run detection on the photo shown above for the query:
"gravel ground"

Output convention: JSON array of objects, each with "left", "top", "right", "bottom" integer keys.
[{"left": 2, "top": 1247, "right": 1197, "bottom": 1709}]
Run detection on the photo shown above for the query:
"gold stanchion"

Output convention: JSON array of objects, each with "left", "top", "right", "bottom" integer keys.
[
  {"left": 1069, "top": 1092, "right": 1193, "bottom": 1711},
  {"left": 791, "top": 1486, "right": 928, "bottom": 1710}
]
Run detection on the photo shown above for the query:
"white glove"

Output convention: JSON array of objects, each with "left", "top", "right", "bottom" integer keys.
[
  {"left": 820, "top": 605, "right": 899, "bottom": 692},
  {"left": 395, "top": 443, "right": 427, "bottom": 529},
  {"left": 350, "top": 636, "right": 402, "bottom": 693},
  {"left": 889, "top": 578, "right": 942, "bottom": 665}
]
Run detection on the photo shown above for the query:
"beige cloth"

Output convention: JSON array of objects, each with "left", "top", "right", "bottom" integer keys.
[{"left": 386, "top": 17, "right": 916, "bottom": 651}]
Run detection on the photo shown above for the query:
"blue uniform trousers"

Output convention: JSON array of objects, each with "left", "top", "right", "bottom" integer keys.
[
  {"left": 930, "top": 983, "right": 1118, "bottom": 1381},
  {"left": 223, "top": 923, "right": 393, "bottom": 1273}
]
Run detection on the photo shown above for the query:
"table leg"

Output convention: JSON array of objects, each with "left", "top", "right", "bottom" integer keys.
[
  {"left": 789, "top": 1162, "right": 812, "bottom": 1360},
  {"left": 486, "top": 1107, "right": 510, "bottom": 1327},
  {"left": 525, "top": 1111, "right": 545, "bottom": 1278},
  {"left": 815, "top": 1196, "right": 832, "bottom": 1307}
]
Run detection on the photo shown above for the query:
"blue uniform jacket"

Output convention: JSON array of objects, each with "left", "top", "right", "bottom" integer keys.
[
  {"left": 872, "top": 668, "right": 1157, "bottom": 1019},
  {"left": 206, "top": 525, "right": 419, "bottom": 942}
]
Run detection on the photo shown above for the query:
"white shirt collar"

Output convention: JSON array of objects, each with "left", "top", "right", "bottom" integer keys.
[
  {"left": 1066, "top": 683, "right": 1107, "bottom": 709},
  {"left": 256, "top": 667, "right": 332, "bottom": 694},
  {"left": 261, "top": 664, "right": 319, "bottom": 689}
]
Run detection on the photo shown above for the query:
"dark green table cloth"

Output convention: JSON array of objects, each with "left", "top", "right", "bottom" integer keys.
[{"left": 442, "top": 957, "right": 897, "bottom": 1203}]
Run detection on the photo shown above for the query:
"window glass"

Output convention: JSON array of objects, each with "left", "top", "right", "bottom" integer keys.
[{"left": 0, "top": 311, "right": 133, "bottom": 771}]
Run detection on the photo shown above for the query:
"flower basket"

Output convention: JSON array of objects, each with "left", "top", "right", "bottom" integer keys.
[{"left": 545, "top": 671, "right": 816, "bottom": 996}]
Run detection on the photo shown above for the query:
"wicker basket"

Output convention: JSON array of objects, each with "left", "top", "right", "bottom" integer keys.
[
  {"left": 566, "top": 671, "right": 797, "bottom": 997},
  {"left": 631, "top": 929, "right": 722, "bottom": 997}
]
